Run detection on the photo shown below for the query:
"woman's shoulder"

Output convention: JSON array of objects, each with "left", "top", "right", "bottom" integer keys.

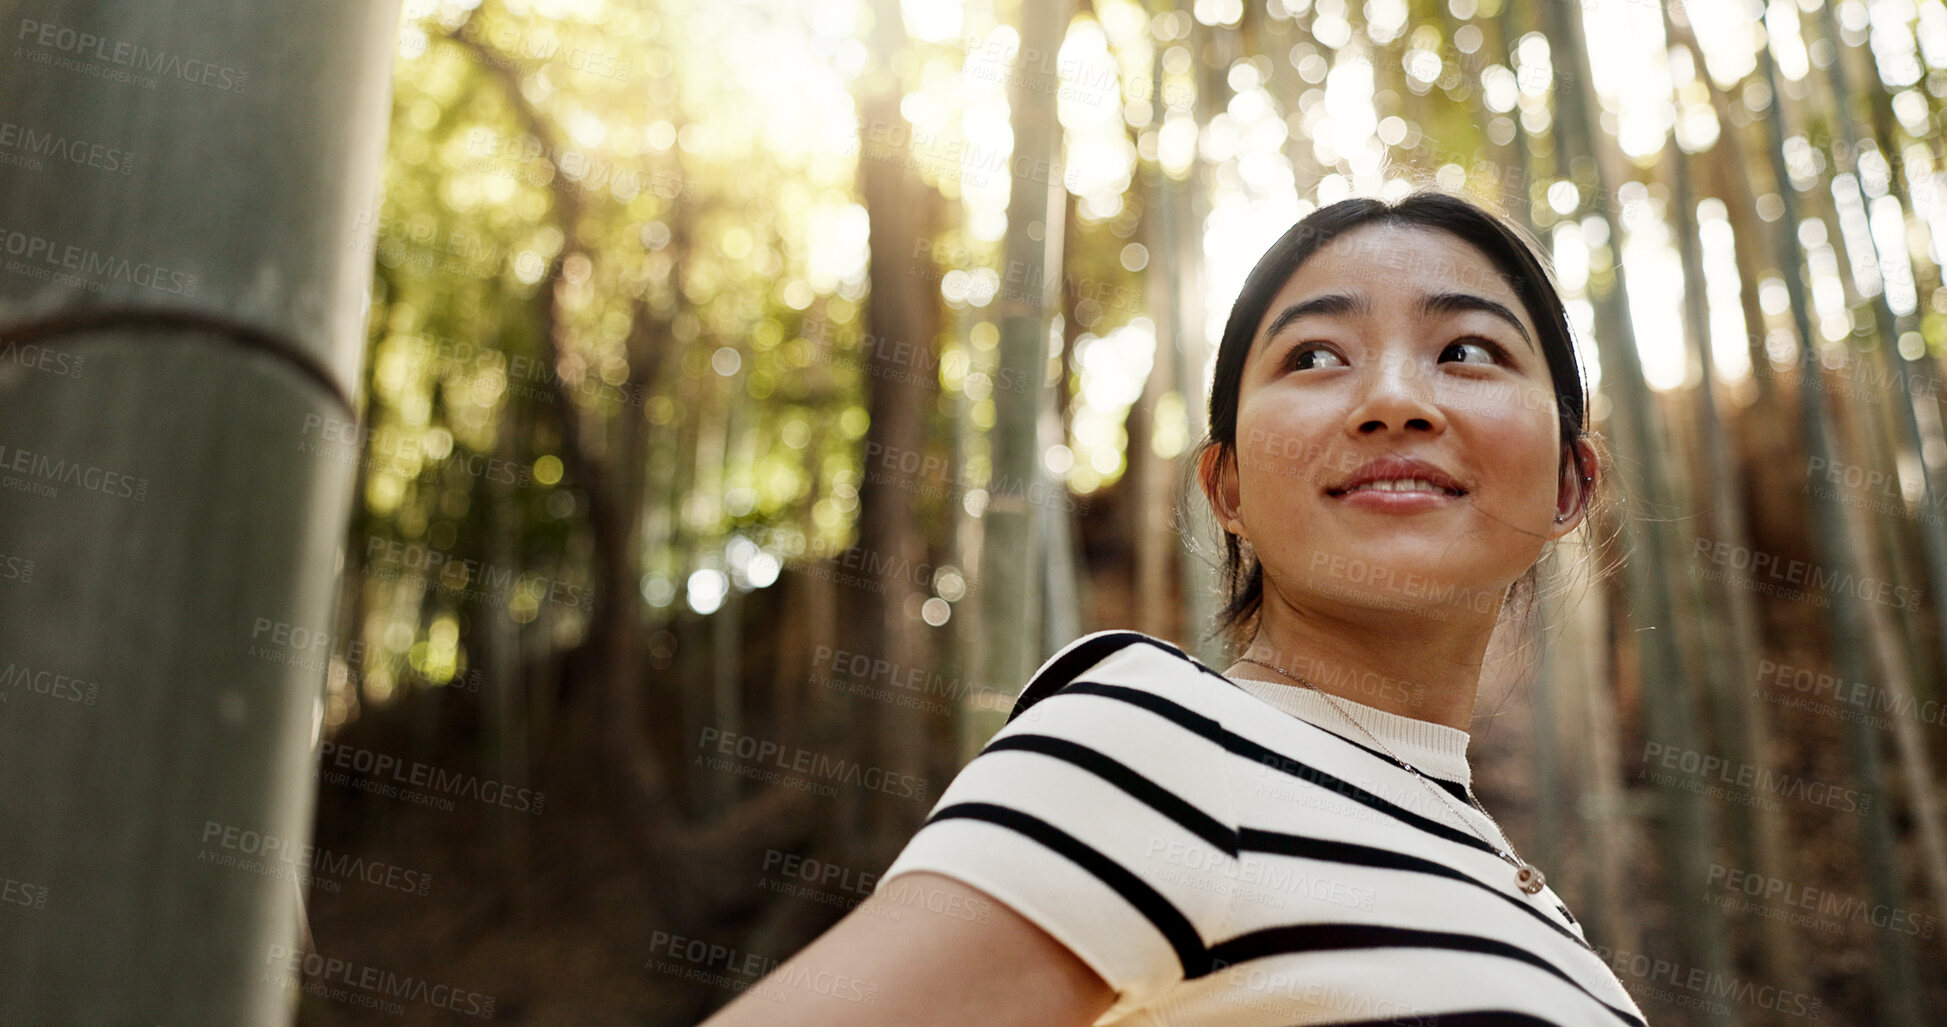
[{"left": 1005, "top": 629, "right": 1237, "bottom": 728}]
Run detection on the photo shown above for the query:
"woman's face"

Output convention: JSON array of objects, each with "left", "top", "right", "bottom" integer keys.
[{"left": 1205, "top": 222, "right": 1584, "bottom": 620}]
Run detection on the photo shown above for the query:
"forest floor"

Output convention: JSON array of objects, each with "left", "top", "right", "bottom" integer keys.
[{"left": 297, "top": 729, "right": 708, "bottom": 1026}]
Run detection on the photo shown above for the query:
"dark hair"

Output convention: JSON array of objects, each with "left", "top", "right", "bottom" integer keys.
[{"left": 1181, "top": 189, "right": 1617, "bottom": 656}]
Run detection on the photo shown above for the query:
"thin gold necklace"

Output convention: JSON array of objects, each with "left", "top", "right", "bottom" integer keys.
[{"left": 1235, "top": 654, "right": 1548, "bottom": 896}]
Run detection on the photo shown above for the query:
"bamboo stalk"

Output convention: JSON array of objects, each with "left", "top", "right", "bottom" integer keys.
[
  {"left": 1538, "top": 4, "right": 1736, "bottom": 1020},
  {"left": 0, "top": 2, "right": 402, "bottom": 1020},
  {"left": 1748, "top": 11, "right": 1925, "bottom": 1019}
]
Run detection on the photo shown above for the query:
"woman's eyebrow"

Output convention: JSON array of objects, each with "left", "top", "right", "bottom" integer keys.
[
  {"left": 1262, "top": 292, "right": 1369, "bottom": 340},
  {"left": 1419, "top": 291, "right": 1536, "bottom": 352},
  {"left": 1262, "top": 290, "right": 1535, "bottom": 353}
]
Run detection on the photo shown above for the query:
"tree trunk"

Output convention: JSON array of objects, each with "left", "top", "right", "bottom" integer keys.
[
  {"left": 484, "top": 392, "right": 532, "bottom": 916},
  {"left": 1809, "top": 0, "right": 1947, "bottom": 917},
  {"left": 1652, "top": 21, "right": 1805, "bottom": 988},
  {"left": 852, "top": 0, "right": 948, "bottom": 861},
  {"left": 1749, "top": 18, "right": 1926, "bottom": 1022},
  {"left": 1041, "top": 379, "right": 1084, "bottom": 655},
  {"left": 1170, "top": 11, "right": 1224, "bottom": 665},
  {"left": 0, "top": 3, "right": 400, "bottom": 1022},
  {"left": 1540, "top": 3, "right": 1735, "bottom": 1019},
  {"left": 977, "top": 0, "right": 1070, "bottom": 734},
  {"left": 1130, "top": 162, "right": 1176, "bottom": 640},
  {"left": 1665, "top": 14, "right": 1782, "bottom": 414}
]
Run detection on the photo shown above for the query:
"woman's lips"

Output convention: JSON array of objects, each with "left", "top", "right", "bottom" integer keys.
[{"left": 1328, "top": 486, "right": 1466, "bottom": 511}]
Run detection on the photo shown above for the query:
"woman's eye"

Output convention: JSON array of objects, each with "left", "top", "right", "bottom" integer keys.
[
  {"left": 1287, "top": 343, "right": 1347, "bottom": 371},
  {"left": 1441, "top": 338, "right": 1503, "bottom": 365}
]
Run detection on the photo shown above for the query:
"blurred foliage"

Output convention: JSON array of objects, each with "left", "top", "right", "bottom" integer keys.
[{"left": 331, "top": 0, "right": 1175, "bottom": 730}]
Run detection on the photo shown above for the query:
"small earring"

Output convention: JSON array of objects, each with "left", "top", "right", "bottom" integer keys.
[{"left": 1554, "top": 513, "right": 1566, "bottom": 523}]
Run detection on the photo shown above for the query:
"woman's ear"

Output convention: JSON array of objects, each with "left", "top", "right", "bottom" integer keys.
[
  {"left": 1551, "top": 437, "right": 1597, "bottom": 536},
  {"left": 1198, "top": 444, "right": 1246, "bottom": 537}
]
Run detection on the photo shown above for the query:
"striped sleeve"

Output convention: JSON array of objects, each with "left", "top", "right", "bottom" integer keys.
[{"left": 873, "top": 631, "right": 1238, "bottom": 1013}]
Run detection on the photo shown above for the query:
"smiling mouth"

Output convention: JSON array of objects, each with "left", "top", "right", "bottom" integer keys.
[{"left": 1326, "top": 478, "right": 1468, "bottom": 497}]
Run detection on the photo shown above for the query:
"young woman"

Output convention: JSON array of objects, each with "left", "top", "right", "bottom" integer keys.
[{"left": 701, "top": 190, "right": 1647, "bottom": 1025}]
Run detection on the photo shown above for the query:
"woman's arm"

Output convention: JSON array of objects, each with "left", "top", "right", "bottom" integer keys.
[{"left": 696, "top": 870, "right": 1117, "bottom": 1027}]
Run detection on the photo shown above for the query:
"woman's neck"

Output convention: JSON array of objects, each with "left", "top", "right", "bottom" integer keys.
[{"left": 1231, "top": 592, "right": 1501, "bottom": 731}]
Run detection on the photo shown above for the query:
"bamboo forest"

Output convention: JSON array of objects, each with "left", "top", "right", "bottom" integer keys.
[{"left": 4, "top": 0, "right": 1947, "bottom": 1022}]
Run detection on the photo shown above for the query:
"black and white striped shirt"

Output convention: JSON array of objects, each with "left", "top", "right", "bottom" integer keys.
[{"left": 875, "top": 629, "right": 1648, "bottom": 1026}]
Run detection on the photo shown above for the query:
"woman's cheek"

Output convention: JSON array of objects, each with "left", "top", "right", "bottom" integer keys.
[{"left": 1501, "top": 436, "right": 1566, "bottom": 524}]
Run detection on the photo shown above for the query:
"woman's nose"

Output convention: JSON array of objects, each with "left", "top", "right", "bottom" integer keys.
[{"left": 1346, "top": 357, "right": 1446, "bottom": 435}]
